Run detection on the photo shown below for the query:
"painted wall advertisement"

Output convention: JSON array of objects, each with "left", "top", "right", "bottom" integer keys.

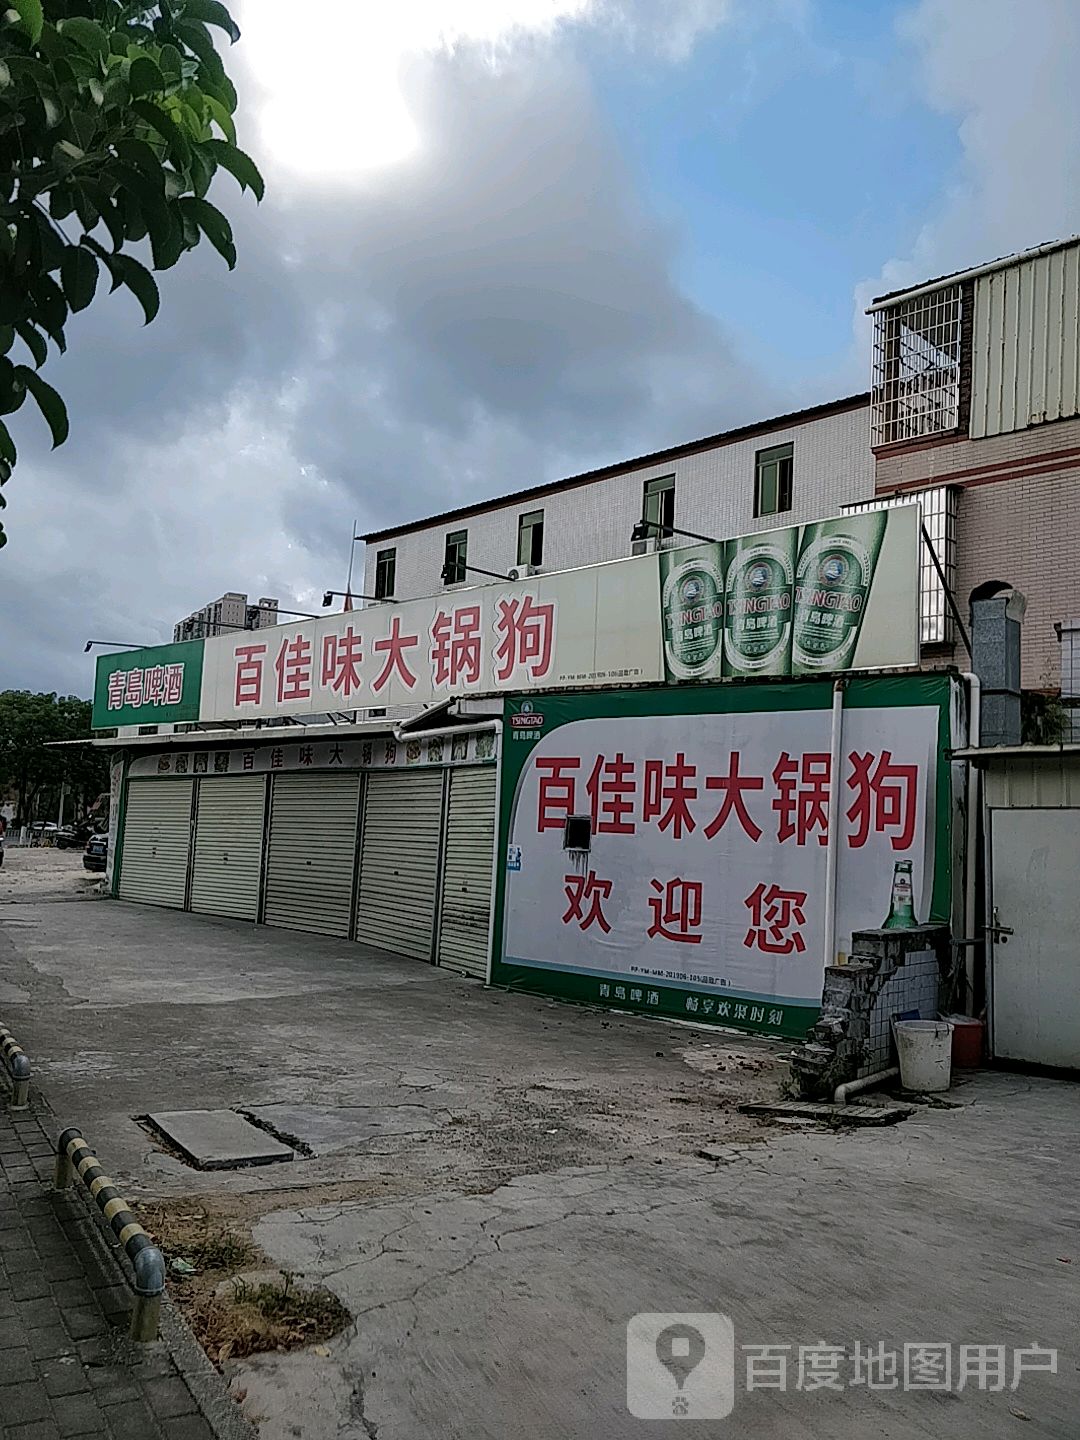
[
  {"left": 92, "top": 507, "right": 918, "bottom": 730},
  {"left": 494, "top": 676, "right": 952, "bottom": 1039}
]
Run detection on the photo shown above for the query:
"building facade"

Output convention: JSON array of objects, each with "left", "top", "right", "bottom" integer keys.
[
  {"left": 867, "top": 236, "right": 1080, "bottom": 692},
  {"left": 360, "top": 395, "right": 873, "bottom": 604},
  {"left": 173, "top": 592, "right": 279, "bottom": 642}
]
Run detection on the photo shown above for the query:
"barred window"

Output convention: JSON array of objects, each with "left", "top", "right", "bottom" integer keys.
[
  {"left": 841, "top": 487, "right": 957, "bottom": 644},
  {"left": 872, "top": 285, "right": 962, "bottom": 445}
]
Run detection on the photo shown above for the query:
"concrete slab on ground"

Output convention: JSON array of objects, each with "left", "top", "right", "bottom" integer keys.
[{"left": 146, "top": 1110, "right": 294, "bottom": 1170}]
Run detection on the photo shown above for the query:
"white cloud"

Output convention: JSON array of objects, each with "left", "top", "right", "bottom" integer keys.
[
  {"left": 858, "top": 0, "right": 1080, "bottom": 313},
  {"left": 237, "top": 0, "right": 731, "bottom": 179}
]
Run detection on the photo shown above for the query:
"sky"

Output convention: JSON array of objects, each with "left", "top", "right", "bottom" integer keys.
[{"left": 4, "top": 0, "right": 1080, "bottom": 694}]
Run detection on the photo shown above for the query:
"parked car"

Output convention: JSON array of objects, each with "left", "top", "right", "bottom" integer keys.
[{"left": 83, "top": 833, "right": 108, "bottom": 873}]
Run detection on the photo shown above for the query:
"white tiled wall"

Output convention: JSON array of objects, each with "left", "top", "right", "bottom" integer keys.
[{"left": 362, "top": 402, "right": 873, "bottom": 600}]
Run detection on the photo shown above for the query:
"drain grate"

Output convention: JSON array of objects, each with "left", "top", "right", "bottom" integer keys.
[{"left": 144, "top": 1109, "right": 295, "bottom": 1171}]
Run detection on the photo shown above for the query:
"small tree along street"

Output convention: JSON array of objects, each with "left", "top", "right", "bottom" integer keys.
[
  {"left": 0, "top": 689, "right": 108, "bottom": 823},
  {"left": 0, "top": 0, "right": 261, "bottom": 545}
]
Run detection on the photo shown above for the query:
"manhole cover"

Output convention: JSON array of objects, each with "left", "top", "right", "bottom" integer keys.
[{"left": 145, "top": 1110, "right": 295, "bottom": 1170}]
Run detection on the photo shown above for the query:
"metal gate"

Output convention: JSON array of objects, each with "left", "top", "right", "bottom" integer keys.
[
  {"left": 118, "top": 778, "right": 194, "bottom": 909},
  {"left": 991, "top": 807, "right": 1080, "bottom": 1068},
  {"left": 355, "top": 770, "right": 444, "bottom": 961},
  {"left": 263, "top": 773, "right": 361, "bottom": 937},
  {"left": 437, "top": 767, "right": 497, "bottom": 978},
  {"left": 189, "top": 777, "right": 268, "bottom": 922}
]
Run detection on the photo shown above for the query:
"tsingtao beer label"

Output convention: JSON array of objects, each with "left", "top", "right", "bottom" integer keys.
[
  {"left": 723, "top": 538, "right": 794, "bottom": 676},
  {"left": 791, "top": 512, "right": 886, "bottom": 673},
  {"left": 662, "top": 553, "right": 725, "bottom": 680}
]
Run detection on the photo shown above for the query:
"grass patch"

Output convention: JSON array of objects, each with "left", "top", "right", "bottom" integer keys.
[{"left": 138, "top": 1203, "right": 351, "bottom": 1367}]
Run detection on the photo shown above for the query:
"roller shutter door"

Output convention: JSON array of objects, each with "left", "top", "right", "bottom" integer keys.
[
  {"left": 264, "top": 773, "right": 361, "bottom": 937},
  {"left": 355, "top": 770, "right": 444, "bottom": 961},
  {"left": 119, "top": 778, "right": 194, "bottom": 909},
  {"left": 437, "top": 767, "right": 496, "bottom": 979},
  {"left": 190, "top": 777, "right": 267, "bottom": 921}
]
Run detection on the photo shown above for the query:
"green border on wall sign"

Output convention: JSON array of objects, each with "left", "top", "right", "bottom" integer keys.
[{"left": 490, "top": 674, "right": 954, "bottom": 1040}]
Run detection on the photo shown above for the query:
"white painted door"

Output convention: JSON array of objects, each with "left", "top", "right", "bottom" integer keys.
[
  {"left": 437, "top": 767, "right": 497, "bottom": 979},
  {"left": 991, "top": 808, "right": 1080, "bottom": 1068},
  {"left": 263, "top": 773, "right": 361, "bottom": 937},
  {"left": 355, "top": 770, "right": 444, "bottom": 961},
  {"left": 118, "top": 778, "right": 194, "bottom": 909},
  {"left": 189, "top": 777, "right": 267, "bottom": 921}
]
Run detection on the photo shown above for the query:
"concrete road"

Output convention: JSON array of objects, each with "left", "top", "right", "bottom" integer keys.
[{"left": 1, "top": 899, "right": 1077, "bottom": 1438}]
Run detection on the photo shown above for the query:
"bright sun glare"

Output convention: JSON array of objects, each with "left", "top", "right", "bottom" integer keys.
[{"left": 238, "top": 0, "right": 594, "bottom": 180}]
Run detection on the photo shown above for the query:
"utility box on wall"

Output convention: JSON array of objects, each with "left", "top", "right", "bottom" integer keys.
[{"left": 492, "top": 674, "right": 956, "bottom": 1040}]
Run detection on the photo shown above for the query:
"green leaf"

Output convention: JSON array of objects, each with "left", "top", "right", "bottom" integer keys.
[
  {"left": 132, "top": 97, "right": 191, "bottom": 167},
  {"left": 0, "top": 59, "right": 11, "bottom": 87},
  {"left": 0, "top": 324, "right": 12, "bottom": 354},
  {"left": 60, "top": 246, "right": 98, "bottom": 312},
  {"left": 182, "top": 0, "right": 241, "bottom": 44},
  {"left": 16, "top": 364, "right": 68, "bottom": 447},
  {"left": 203, "top": 92, "right": 235, "bottom": 144},
  {"left": 0, "top": 419, "right": 15, "bottom": 466},
  {"left": 0, "top": 358, "right": 26, "bottom": 415},
  {"left": 114, "top": 136, "right": 166, "bottom": 184},
  {"left": 129, "top": 55, "right": 165, "bottom": 97},
  {"left": 57, "top": 16, "right": 109, "bottom": 60},
  {"left": 158, "top": 43, "right": 184, "bottom": 82},
  {"left": 203, "top": 139, "right": 264, "bottom": 201},
  {"left": 174, "top": 19, "right": 224, "bottom": 81},
  {"left": 9, "top": 0, "right": 44, "bottom": 45},
  {"left": 178, "top": 195, "right": 235, "bottom": 268},
  {"left": 112, "top": 254, "right": 159, "bottom": 324},
  {"left": 15, "top": 319, "right": 46, "bottom": 367}
]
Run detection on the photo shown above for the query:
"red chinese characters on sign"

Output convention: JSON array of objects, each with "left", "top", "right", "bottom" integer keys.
[
  {"left": 846, "top": 750, "right": 918, "bottom": 850},
  {"left": 643, "top": 754, "right": 698, "bottom": 839},
  {"left": 773, "top": 751, "right": 831, "bottom": 846},
  {"left": 431, "top": 606, "right": 482, "bottom": 688},
  {"left": 372, "top": 616, "right": 420, "bottom": 694},
  {"left": 124, "top": 669, "right": 144, "bottom": 707},
  {"left": 234, "top": 644, "right": 267, "bottom": 707},
  {"left": 743, "top": 883, "right": 807, "bottom": 955},
  {"left": 275, "top": 635, "right": 313, "bottom": 704},
  {"left": 562, "top": 870, "right": 612, "bottom": 933},
  {"left": 647, "top": 878, "right": 703, "bottom": 944},
  {"left": 164, "top": 664, "right": 184, "bottom": 704},
  {"left": 704, "top": 753, "right": 764, "bottom": 841},
  {"left": 537, "top": 757, "right": 579, "bottom": 832},
  {"left": 586, "top": 753, "right": 636, "bottom": 835},
  {"left": 107, "top": 672, "right": 127, "bottom": 711},
  {"left": 144, "top": 666, "right": 166, "bottom": 706},
  {"left": 322, "top": 627, "right": 364, "bottom": 700},
  {"left": 494, "top": 596, "right": 555, "bottom": 683}
]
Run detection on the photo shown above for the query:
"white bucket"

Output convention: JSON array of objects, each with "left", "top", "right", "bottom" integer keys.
[{"left": 894, "top": 1020, "right": 954, "bottom": 1093}]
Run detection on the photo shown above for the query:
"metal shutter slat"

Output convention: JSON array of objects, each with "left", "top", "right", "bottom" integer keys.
[
  {"left": 356, "top": 771, "right": 444, "bottom": 961},
  {"left": 437, "top": 768, "right": 496, "bottom": 979},
  {"left": 119, "top": 779, "right": 194, "bottom": 909},
  {"left": 263, "top": 773, "right": 361, "bottom": 937},
  {"left": 190, "top": 777, "right": 267, "bottom": 921}
]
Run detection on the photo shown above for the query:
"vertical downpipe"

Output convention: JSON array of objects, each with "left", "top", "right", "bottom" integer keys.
[
  {"left": 959, "top": 672, "right": 982, "bottom": 1010},
  {"left": 483, "top": 724, "right": 505, "bottom": 986},
  {"left": 822, "top": 680, "right": 847, "bottom": 971}
]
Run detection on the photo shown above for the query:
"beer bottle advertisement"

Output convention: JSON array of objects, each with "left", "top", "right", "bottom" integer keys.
[
  {"left": 791, "top": 511, "right": 888, "bottom": 674},
  {"left": 660, "top": 544, "right": 726, "bottom": 682},
  {"left": 723, "top": 528, "right": 796, "bottom": 677}
]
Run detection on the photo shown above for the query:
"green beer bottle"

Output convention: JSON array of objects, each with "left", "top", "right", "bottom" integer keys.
[
  {"left": 791, "top": 511, "right": 887, "bottom": 674},
  {"left": 882, "top": 859, "right": 918, "bottom": 929},
  {"left": 660, "top": 543, "right": 726, "bottom": 682},
  {"left": 723, "top": 527, "right": 796, "bottom": 677}
]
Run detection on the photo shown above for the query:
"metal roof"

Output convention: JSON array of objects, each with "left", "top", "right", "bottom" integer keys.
[
  {"left": 361, "top": 392, "right": 870, "bottom": 543},
  {"left": 868, "top": 235, "right": 1080, "bottom": 311},
  {"left": 951, "top": 743, "right": 1080, "bottom": 763}
]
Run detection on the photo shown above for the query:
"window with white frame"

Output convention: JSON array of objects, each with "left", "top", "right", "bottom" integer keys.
[
  {"left": 872, "top": 284, "right": 963, "bottom": 446},
  {"left": 841, "top": 487, "right": 957, "bottom": 644}
]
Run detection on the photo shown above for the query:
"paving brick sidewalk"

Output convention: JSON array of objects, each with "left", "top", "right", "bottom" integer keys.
[{"left": 0, "top": 1103, "right": 216, "bottom": 1440}]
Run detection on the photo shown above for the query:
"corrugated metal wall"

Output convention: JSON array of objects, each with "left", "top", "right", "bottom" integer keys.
[
  {"left": 983, "top": 753, "right": 1080, "bottom": 808},
  {"left": 971, "top": 246, "right": 1080, "bottom": 437}
]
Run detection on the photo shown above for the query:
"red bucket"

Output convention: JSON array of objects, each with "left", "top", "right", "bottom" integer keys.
[{"left": 944, "top": 1014, "right": 984, "bottom": 1068}]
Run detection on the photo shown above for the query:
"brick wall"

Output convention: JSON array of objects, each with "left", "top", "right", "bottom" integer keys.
[
  {"left": 365, "top": 403, "right": 873, "bottom": 601},
  {"left": 876, "top": 417, "right": 1080, "bottom": 688}
]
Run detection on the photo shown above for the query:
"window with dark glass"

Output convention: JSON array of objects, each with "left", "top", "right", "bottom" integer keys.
[
  {"left": 374, "top": 547, "right": 396, "bottom": 599},
  {"left": 642, "top": 475, "right": 675, "bottom": 534},
  {"left": 754, "top": 444, "right": 793, "bottom": 517},
  {"left": 517, "top": 510, "right": 544, "bottom": 567},
  {"left": 443, "top": 530, "right": 468, "bottom": 585}
]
